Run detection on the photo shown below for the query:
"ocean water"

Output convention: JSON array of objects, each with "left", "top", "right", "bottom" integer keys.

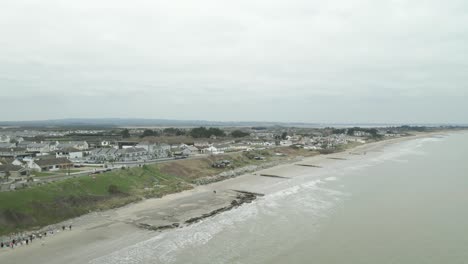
[{"left": 92, "top": 132, "right": 468, "bottom": 264}]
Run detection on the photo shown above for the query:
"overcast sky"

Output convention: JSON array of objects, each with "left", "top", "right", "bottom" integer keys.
[{"left": 0, "top": 0, "right": 467, "bottom": 123}]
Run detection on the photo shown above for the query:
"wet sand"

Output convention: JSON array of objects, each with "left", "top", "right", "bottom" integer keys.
[{"left": 0, "top": 133, "right": 448, "bottom": 264}]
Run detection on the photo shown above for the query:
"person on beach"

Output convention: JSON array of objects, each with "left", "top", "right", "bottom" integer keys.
[
  {"left": 69, "top": 225, "right": 72, "bottom": 230},
  {"left": 1, "top": 241, "right": 4, "bottom": 248},
  {"left": 62, "top": 225, "right": 66, "bottom": 231}
]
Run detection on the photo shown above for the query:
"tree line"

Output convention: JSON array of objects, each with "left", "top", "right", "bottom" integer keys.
[{"left": 121, "top": 127, "right": 251, "bottom": 139}]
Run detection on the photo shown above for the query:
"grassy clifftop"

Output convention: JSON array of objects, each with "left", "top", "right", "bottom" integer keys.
[{"left": 0, "top": 166, "right": 191, "bottom": 236}]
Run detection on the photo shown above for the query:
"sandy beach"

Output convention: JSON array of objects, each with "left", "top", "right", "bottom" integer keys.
[{"left": 0, "top": 132, "right": 449, "bottom": 264}]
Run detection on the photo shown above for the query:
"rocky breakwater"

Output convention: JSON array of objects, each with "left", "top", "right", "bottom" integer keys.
[{"left": 195, "top": 157, "right": 304, "bottom": 185}]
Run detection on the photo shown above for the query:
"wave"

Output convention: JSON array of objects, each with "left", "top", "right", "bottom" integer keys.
[
  {"left": 90, "top": 178, "right": 346, "bottom": 264},
  {"left": 90, "top": 135, "right": 449, "bottom": 264}
]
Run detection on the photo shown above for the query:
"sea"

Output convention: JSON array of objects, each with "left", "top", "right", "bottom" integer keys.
[{"left": 92, "top": 132, "right": 468, "bottom": 264}]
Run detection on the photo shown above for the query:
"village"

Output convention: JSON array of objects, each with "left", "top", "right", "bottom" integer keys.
[{"left": 0, "top": 125, "right": 412, "bottom": 192}]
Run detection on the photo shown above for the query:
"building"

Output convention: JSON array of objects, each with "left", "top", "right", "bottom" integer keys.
[
  {"left": 88, "top": 148, "right": 120, "bottom": 162},
  {"left": 0, "top": 135, "right": 11, "bottom": 143},
  {"left": 26, "top": 143, "right": 53, "bottom": 153},
  {"left": 0, "top": 147, "right": 30, "bottom": 158},
  {"left": 116, "top": 147, "right": 147, "bottom": 161},
  {"left": 136, "top": 142, "right": 171, "bottom": 158},
  {"left": 30, "top": 157, "right": 73, "bottom": 172},
  {"left": 353, "top": 131, "right": 371, "bottom": 137},
  {"left": 57, "top": 141, "right": 89, "bottom": 151},
  {"left": 202, "top": 146, "right": 223, "bottom": 155},
  {"left": 55, "top": 147, "right": 83, "bottom": 159},
  {"left": 0, "top": 142, "right": 16, "bottom": 148},
  {"left": 0, "top": 158, "right": 29, "bottom": 180}
]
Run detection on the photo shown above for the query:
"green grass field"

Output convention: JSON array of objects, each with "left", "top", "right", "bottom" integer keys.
[
  {"left": 31, "top": 169, "right": 85, "bottom": 177},
  {"left": 0, "top": 165, "right": 192, "bottom": 236}
]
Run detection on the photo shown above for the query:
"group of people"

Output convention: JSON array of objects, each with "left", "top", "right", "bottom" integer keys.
[{"left": 0, "top": 225, "right": 72, "bottom": 250}]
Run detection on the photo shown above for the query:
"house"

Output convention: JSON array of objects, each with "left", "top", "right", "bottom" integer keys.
[
  {"left": 353, "top": 131, "right": 371, "bottom": 137},
  {"left": 0, "top": 147, "right": 30, "bottom": 158},
  {"left": 194, "top": 141, "right": 210, "bottom": 147},
  {"left": 88, "top": 148, "right": 120, "bottom": 162},
  {"left": 116, "top": 147, "right": 147, "bottom": 161},
  {"left": 0, "top": 158, "right": 29, "bottom": 180},
  {"left": 57, "top": 141, "right": 89, "bottom": 151},
  {"left": 214, "top": 144, "right": 232, "bottom": 152},
  {"left": 202, "top": 146, "right": 223, "bottom": 155},
  {"left": 136, "top": 142, "right": 171, "bottom": 158},
  {"left": 30, "top": 157, "right": 73, "bottom": 172},
  {"left": 55, "top": 147, "right": 83, "bottom": 159},
  {"left": 0, "top": 142, "right": 16, "bottom": 148},
  {"left": 0, "top": 135, "right": 11, "bottom": 143},
  {"left": 0, "top": 163, "right": 28, "bottom": 180},
  {"left": 26, "top": 143, "right": 52, "bottom": 153},
  {"left": 173, "top": 147, "right": 195, "bottom": 157},
  {"left": 185, "top": 145, "right": 199, "bottom": 155}
]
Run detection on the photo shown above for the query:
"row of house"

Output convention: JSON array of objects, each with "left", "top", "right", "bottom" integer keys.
[
  {"left": 24, "top": 141, "right": 89, "bottom": 153},
  {"left": 0, "top": 156, "right": 74, "bottom": 181},
  {"left": 86, "top": 143, "right": 172, "bottom": 162}
]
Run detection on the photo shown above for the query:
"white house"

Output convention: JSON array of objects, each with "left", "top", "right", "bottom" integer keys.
[
  {"left": 56, "top": 147, "right": 83, "bottom": 160},
  {"left": 136, "top": 142, "right": 171, "bottom": 158},
  {"left": 353, "top": 131, "right": 371, "bottom": 137},
  {"left": 26, "top": 143, "right": 52, "bottom": 153},
  {"left": 0, "top": 135, "right": 11, "bottom": 143},
  {"left": 117, "top": 147, "right": 147, "bottom": 161},
  {"left": 57, "top": 141, "right": 89, "bottom": 150},
  {"left": 202, "top": 146, "right": 223, "bottom": 155},
  {"left": 30, "top": 157, "right": 73, "bottom": 172}
]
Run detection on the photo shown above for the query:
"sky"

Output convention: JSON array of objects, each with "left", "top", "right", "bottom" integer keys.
[{"left": 0, "top": 0, "right": 467, "bottom": 124}]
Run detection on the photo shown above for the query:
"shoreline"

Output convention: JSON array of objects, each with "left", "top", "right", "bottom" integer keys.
[{"left": 0, "top": 131, "right": 457, "bottom": 264}]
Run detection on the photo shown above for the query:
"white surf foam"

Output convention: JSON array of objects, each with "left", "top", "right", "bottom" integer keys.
[{"left": 90, "top": 178, "right": 346, "bottom": 264}]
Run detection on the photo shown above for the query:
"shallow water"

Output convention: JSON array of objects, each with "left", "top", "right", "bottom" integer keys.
[{"left": 92, "top": 132, "right": 468, "bottom": 264}]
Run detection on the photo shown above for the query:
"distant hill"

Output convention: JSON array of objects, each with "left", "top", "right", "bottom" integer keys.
[
  {"left": 0, "top": 118, "right": 322, "bottom": 128},
  {"left": 0, "top": 118, "right": 464, "bottom": 129}
]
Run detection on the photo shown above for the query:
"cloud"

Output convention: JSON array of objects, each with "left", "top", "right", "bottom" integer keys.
[{"left": 0, "top": 0, "right": 467, "bottom": 123}]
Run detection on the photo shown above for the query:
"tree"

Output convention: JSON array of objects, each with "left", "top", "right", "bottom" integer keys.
[
  {"left": 121, "top": 129, "right": 130, "bottom": 138},
  {"left": 140, "top": 129, "right": 159, "bottom": 138},
  {"left": 163, "top": 127, "right": 186, "bottom": 136},
  {"left": 208, "top": 127, "right": 225, "bottom": 137},
  {"left": 231, "top": 130, "right": 249, "bottom": 138},
  {"left": 347, "top": 127, "right": 359, "bottom": 136},
  {"left": 33, "top": 135, "right": 45, "bottom": 142},
  {"left": 332, "top": 128, "right": 346, "bottom": 135},
  {"left": 190, "top": 127, "right": 225, "bottom": 138},
  {"left": 281, "top": 132, "right": 288, "bottom": 140},
  {"left": 4, "top": 171, "right": 10, "bottom": 181}
]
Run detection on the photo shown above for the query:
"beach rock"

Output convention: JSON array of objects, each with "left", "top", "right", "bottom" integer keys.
[{"left": 194, "top": 158, "right": 303, "bottom": 185}]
